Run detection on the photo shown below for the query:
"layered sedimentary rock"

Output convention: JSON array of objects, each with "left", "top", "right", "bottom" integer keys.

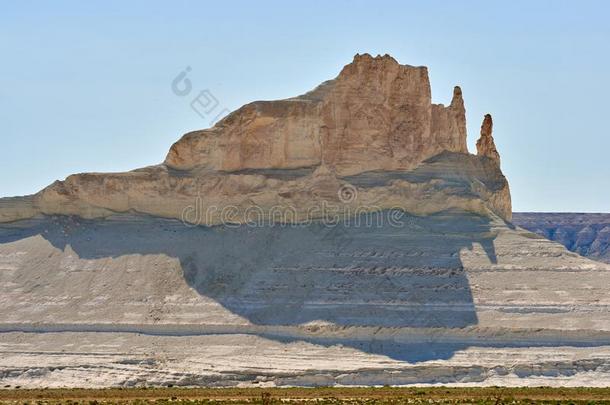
[
  {"left": 1, "top": 212, "right": 610, "bottom": 387},
  {"left": 0, "top": 53, "right": 512, "bottom": 223},
  {"left": 476, "top": 114, "right": 501, "bottom": 165},
  {"left": 165, "top": 54, "right": 468, "bottom": 174},
  {"left": 514, "top": 213, "right": 610, "bottom": 263},
  {"left": 1, "top": 54, "right": 610, "bottom": 388}
]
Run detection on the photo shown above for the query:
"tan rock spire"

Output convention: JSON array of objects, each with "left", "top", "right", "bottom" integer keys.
[
  {"left": 476, "top": 114, "right": 501, "bottom": 165},
  {"left": 450, "top": 85, "right": 464, "bottom": 108},
  {"left": 449, "top": 85, "right": 467, "bottom": 151}
]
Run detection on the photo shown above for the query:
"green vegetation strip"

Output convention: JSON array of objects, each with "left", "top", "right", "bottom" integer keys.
[{"left": 2, "top": 387, "right": 610, "bottom": 404}]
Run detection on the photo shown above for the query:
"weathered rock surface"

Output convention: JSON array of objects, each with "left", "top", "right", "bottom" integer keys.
[
  {"left": 514, "top": 213, "right": 610, "bottom": 264},
  {"left": 3, "top": 54, "right": 605, "bottom": 388},
  {"left": 476, "top": 114, "right": 501, "bottom": 165},
  {"left": 165, "top": 54, "right": 468, "bottom": 175},
  {"left": 1, "top": 212, "right": 610, "bottom": 387},
  {"left": 0, "top": 54, "right": 512, "bottom": 223}
]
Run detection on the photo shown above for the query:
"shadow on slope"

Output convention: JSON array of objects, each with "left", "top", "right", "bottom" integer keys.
[{"left": 0, "top": 210, "right": 498, "bottom": 362}]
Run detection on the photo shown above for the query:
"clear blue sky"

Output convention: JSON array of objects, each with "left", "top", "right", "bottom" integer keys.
[{"left": 1, "top": 0, "right": 608, "bottom": 212}]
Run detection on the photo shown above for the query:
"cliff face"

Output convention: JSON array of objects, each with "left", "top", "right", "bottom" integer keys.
[
  {"left": 0, "top": 54, "right": 512, "bottom": 223},
  {"left": 165, "top": 54, "right": 468, "bottom": 176}
]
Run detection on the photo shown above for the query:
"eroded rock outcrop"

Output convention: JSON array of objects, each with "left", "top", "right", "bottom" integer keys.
[
  {"left": 0, "top": 54, "right": 512, "bottom": 223},
  {"left": 165, "top": 54, "right": 468, "bottom": 175},
  {"left": 476, "top": 114, "right": 501, "bottom": 165}
]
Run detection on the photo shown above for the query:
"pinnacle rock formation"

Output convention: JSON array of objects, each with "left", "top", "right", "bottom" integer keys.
[
  {"left": 0, "top": 53, "right": 512, "bottom": 223},
  {"left": 476, "top": 114, "right": 501, "bottom": 165},
  {"left": 3, "top": 55, "right": 610, "bottom": 388},
  {"left": 165, "top": 53, "right": 468, "bottom": 175}
]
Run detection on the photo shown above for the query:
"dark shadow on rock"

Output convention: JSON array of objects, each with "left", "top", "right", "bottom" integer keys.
[{"left": 0, "top": 210, "right": 499, "bottom": 362}]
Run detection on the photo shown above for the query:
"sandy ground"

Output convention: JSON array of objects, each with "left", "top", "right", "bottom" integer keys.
[{"left": 2, "top": 331, "right": 610, "bottom": 388}]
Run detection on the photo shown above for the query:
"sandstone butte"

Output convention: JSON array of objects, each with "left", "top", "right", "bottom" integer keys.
[{"left": 0, "top": 53, "right": 510, "bottom": 224}]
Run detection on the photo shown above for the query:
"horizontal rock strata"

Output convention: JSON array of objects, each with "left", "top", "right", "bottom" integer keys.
[{"left": 0, "top": 54, "right": 511, "bottom": 223}]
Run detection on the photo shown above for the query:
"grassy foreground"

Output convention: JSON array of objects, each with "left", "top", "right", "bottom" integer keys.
[{"left": 2, "top": 387, "right": 610, "bottom": 404}]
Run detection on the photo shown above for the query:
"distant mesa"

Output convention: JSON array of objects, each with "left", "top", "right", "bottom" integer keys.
[{"left": 514, "top": 212, "right": 610, "bottom": 264}]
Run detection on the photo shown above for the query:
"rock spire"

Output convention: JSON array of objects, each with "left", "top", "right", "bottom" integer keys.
[{"left": 476, "top": 114, "right": 501, "bottom": 165}]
